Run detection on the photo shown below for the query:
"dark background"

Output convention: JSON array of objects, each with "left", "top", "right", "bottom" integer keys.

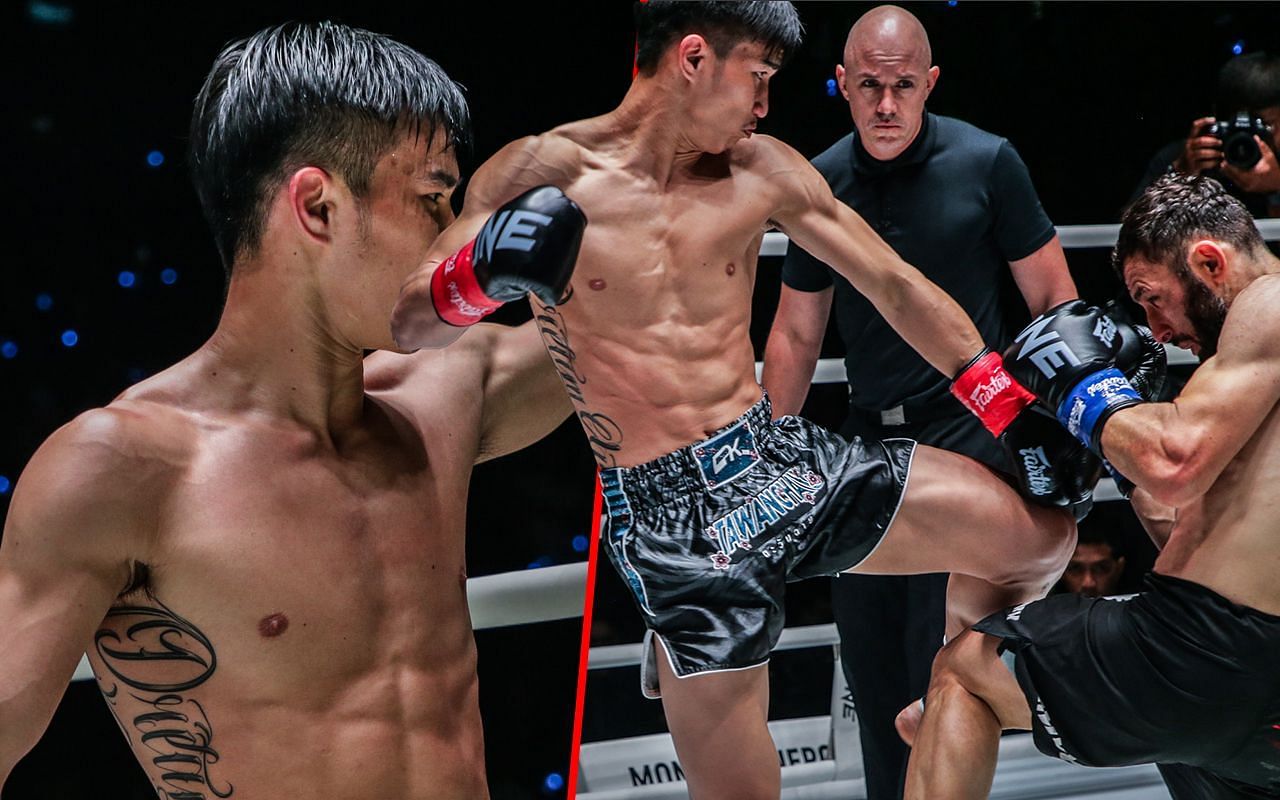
[{"left": 1, "top": 0, "right": 1277, "bottom": 797}]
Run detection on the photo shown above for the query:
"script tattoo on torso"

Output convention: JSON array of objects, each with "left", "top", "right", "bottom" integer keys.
[
  {"left": 94, "top": 601, "right": 233, "bottom": 799},
  {"left": 534, "top": 304, "right": 624, "bottom": 466}
]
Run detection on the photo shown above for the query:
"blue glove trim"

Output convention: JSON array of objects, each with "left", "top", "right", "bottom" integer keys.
[{"left": 1056, "top": 368, "right": 1142, "bottom": 450}]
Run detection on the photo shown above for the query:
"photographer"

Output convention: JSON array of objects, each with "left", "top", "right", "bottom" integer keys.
[{"left": 1134, "top": 52, "right": 1280, "bottom": 217}]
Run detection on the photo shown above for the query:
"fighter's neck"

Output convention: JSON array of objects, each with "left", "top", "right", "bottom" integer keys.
[
  {"left": 607, "top": 82, "right": 713, "bottom": 184},
  {"left": 195, "top": 258, "right": 368, "bottom": 438}
]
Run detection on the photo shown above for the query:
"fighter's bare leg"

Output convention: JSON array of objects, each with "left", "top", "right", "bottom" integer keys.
[
  {"left": 903, "top": 630, "right": 1033, "bottom": 800},
  {"left": 655, "top": 642, "right": 779, "bottom": 800},
  {"left": 854, "top": 445, "right": 1075, "bottom": 638}
]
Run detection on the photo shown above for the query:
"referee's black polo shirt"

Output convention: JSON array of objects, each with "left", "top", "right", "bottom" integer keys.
[{"left": 782, "top": 112, "right": 1056, "bottom": 415}]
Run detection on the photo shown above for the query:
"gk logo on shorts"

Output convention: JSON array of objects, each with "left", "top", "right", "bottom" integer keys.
[{"left": 693, "top": 420, "right": 761, "bottom": 489}]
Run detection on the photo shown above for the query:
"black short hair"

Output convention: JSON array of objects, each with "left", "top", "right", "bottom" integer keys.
[
  {"left": 1113, "top": 173, "right": 1265, "bottom": 279},
  {"left": 1215, "top": 51, "right": 1280, "bottom": 115},
  {"left": 189, "top": 21, "right": 471, "bottom": 273},
  {"left": 1076, "top": 524, "right": 1122, "bottom": 559},
  {"left": 633, "top": 1, "right": 803, "bottom": 75}
]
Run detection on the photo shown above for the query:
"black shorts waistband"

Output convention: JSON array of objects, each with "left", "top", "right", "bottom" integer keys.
[{"left": 600, "top": 394, "right": 774, "bottom": 507}]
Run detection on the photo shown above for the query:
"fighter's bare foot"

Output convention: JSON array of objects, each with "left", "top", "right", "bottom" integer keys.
[{"left": 896, "top": 698, "right": 925, "bottom": 747}]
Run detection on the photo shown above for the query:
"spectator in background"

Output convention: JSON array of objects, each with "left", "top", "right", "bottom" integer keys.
[
  {"left": 763, "top": 7, "right": 1077, "bottom": 799},
  {"left": 1134, "top": 52, "right": 1280, "bottom": 218},
  {"left": 1058, "top": 526, "right": 1127, "bottom": 598}
]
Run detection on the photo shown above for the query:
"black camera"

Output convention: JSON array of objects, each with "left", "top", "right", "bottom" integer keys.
[{"left": 1203, "top": 111, "right": 1274, "bottom": 169}]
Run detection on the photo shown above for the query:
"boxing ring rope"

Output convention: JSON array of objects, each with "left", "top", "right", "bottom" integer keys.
[
  {"left": 66, "top": 217, "right": 1280, "bottom": 798},
  {"left": 68, "top": 219, "right": 1278, "bottom": 684}
]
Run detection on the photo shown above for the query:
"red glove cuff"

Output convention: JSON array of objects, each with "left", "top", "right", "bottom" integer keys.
[
  {"left": 430, "top": 240, "right": 503, "bottom": 327},
  {"left": 951, "top": 350, "right": 1037, "bottom": 437}
]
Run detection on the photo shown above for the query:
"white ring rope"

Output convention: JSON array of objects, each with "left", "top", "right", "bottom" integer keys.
[
  {"left": 67, "top": 220, "right": 1271, "bottom": 685},
  {"left": 760, "top": 217, "right": 1280, "bottom": 256}
]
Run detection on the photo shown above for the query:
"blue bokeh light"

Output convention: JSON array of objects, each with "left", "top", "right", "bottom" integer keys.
[
  {"left": 35, "top": 292, "right": 53, "bottom": 311},
  {"left": 1232, "top": 40, "right": 1245, "bottom": 56},
  {"left": 1, "top": 341, "right": 17, "bottom": 360},
  {"left": 0, "top": 476, "right": 10, "bottom": 495},
  {"left": 146, "top": 150, "right": 165, "bottom": 167},
  {"left": 825, "top": 78, "right": 837, "bottom": 97},
  {"left": 28, "top": 1, "right": 73, "bottom": 25},
  {"left": 571, "top": 535, "right": 589, "bottom": 553},
  {"left": 61, "top": 329, "right": 79, "bottom": 347},
  {"left": 526, "top": 555, "right": 554, "bottom": 570},
  {"left": 947, "top": 0, "right": 958, "bottom": 6},
  {"left": 543, "top": 772, "right": 565, "bottom": 793},
  {"left": 118, "top": 270, "right": 136, "bottom": 288},
  {"left": 127, "top": 367, "right": 147, "bottom": 384},
  {"left": 160, "top": 268, "right": 178, "bottom": 285}
]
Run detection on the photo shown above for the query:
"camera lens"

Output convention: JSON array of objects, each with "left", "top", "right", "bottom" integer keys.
[{"left": 1223, "top": 131, "right": 1262, "bottom": 169}]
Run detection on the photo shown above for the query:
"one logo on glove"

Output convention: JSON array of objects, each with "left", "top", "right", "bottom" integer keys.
[
  {"left": 476, "top": 209, "right": 553, "bottom": 261},
  {"left": 705, "top": 466, "right": 824, "bottom": 569},
  {"left": 969, "top": 370, "right": 1012, "bottom": 413},
  {"left": 1092, "top": 316, "right": 1117, "bottom": 348},
  {"left": 1018, "top": 446, "right": 1054, "bottom": 496},
  {"left": 1015, "top": 316, "right": 1084, "bottom": 380}
]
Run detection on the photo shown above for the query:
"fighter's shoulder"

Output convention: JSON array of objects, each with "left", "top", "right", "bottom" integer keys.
[
  {"left": 1222, "top": 275, "right": 1280, "bottom": 351},
  {"left": 365, "top": 332, "right": 492, "bottom": 393},
  {"left": 470, "top": 130, "right": 587, "bottom": 203},
  {"left": 8, "top": 402, "right": 192, "bottom": 549},
  {"left": 733, "top": 134, "right": 809, "bottom": 171}
]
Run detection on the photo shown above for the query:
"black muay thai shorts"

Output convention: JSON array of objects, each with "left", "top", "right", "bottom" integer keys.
[
  {"left": 975, "top": 573, "right": 1280, "bottom": 798},
  {"left": 599, "top": 393, "right": 915, "bottom": 698}
]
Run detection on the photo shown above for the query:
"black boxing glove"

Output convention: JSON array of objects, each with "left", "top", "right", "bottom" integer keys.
[
  {"left": 1001, "top": 403, "right": 1103, "bottom": 519},
  {"left": 431, "top": 186, "right": 586, "bottom": 326},
  {"left": 1116, "top": 323, "right": 1167, "bottom": 402},
  {"left": 951, "top": 345, "right": 1102, "bottom": 517},
  {"left": 1004, "top": 300, "right": 1143, "bottom": 454},
  {"left": 1103, "top": 323, "right": 1168, "bottom": 498}
]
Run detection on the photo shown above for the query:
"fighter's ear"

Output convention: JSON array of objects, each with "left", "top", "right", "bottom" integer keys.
[
  {"left": 835, "top": 64, "right": 850, "bottom": 101},
  {"left": 926, "top": 65, "right": 940, "bottom": 95},
  {"left": 1187, "top": 239, "right": 1229, "bottom": 288},
  {"left": 677, "top": 34, "right": 711, "bottom": 80},
  {"left": 288, "top": 166, "right": 337, "bottom": 245}
]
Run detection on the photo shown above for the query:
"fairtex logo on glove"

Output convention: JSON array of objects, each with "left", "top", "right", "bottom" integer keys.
[
  {"left": 1084, "top": 375, "right": 1133, "bottom": 400},
  {"left": 951, "top": 350, "right": 1036, "bottom": 437},
  {"left": 1056, "top": 367, "right": 1142, "bottom": 450},
  {"left": 1018, "top": 446, "right": 1054, "bottom": 496},
  {"left": 968, "top": 371, "right": 1012, "bottom": 414}
]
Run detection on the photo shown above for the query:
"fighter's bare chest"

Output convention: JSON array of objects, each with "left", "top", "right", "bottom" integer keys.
[
  {"left": 150, "top": 437, "right": 468, "bottom": 618},
  {"left": 566, "top": 173, "right": 768, "bottom": 306}
]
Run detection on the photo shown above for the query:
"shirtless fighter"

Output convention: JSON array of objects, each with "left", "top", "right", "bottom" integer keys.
[
  {"left": 0, "top": 23, "right": 573, "bottom": 799},
  {"left": 902, "top": 174, "right": 1280, "bottom": 799},
  {"left": 391, "top": 3, "right": 1089, "bottom": 797}
]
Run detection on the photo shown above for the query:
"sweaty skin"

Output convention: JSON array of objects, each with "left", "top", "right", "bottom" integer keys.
[
  {"left": 902, "top": 240, "right": 1280, "bottom": 799},
  {"left": 394, "top": 35, "right": 1073, "bottom": 800},
  {"left": 1107, "top": 265, "right": 1280, "bottom": 615},
  {"left": 395, "top": 40, "right": 985, "bottom": 469},
  {"left": 0, "top": 132, "right": 570, "bottom": 798}
]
